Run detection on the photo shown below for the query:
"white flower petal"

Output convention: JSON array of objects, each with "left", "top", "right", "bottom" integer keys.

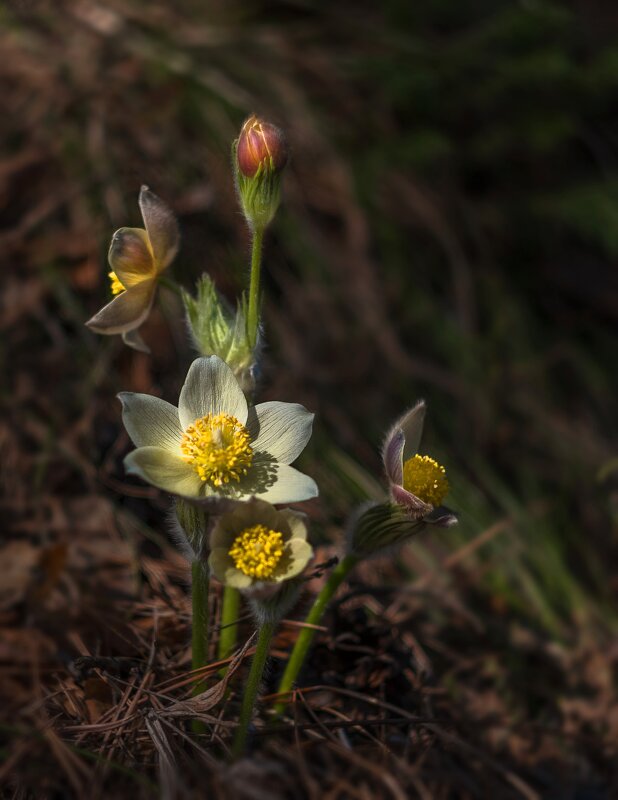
[
  {"left": 249, "top": 463, "right": 318, "bottom": 505},
  {"left": 178, "top": 356, "right": 248, "bottom": 430},
  {"left": 124, "top": 446, "right": 203, "bottom": 497},
  {"left": 209, "top": 549, "right": 253, "bottom": 589},
  {"left": 278, "top": 510, "right": 308, "bottom": 542},
  {"left": 273, "top": 538, "right": 313, "bottom": 582},
  {"left": 118, "top": 393, "right": 183, "bottom": 453},
  {"left": 247, "top": 402, "right": 314, "bottom": 464}
]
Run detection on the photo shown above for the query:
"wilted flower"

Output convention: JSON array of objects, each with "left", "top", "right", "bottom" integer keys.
[
  {"left": 119, "top": 355, "right": 318, "bottom": 506},
  {"left": 208, "top": 498, "right": 312, "bottom": 594},
  {"left": 86, "top": 186, "right": 179, "bottom": 353},
  {"left": 382, "top": 401, "right": 457, "bottom": 527},
  {"left": 233, "top": 115, "right": 288, "bottom": 231},
  {"left": 182, "top": 274, "right": 256, "bottom": 394}
]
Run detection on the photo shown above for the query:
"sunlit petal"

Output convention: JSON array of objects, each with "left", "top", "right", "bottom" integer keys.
[
  {"left": 118, "top": 393, "right": 183, "bottom": 453},
  {"left": 247, "top": 402, "right": 314, "bottom": 464},
  {"left": 124, "top": 446, "right": 203, "bottom": 497},
  {"left": 178, "top": 356, "right": 248, "bottom": 430}
]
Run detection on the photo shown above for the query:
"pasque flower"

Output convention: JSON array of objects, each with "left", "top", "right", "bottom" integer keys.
[
  {"left": 382, "top": 400, "right": 457, "bottom": 527},
  {"left": 209, "top": 498, "right": 312, "bottom": 591},
  {"left": 119, "top": 355, "right": 318, "bottom": 505},
  {"left": 86, "top": 186, "right": 179, "bottom": 352}
]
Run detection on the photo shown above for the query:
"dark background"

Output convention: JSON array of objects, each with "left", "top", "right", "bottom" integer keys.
[{"left": 1, "top": 1, "right": 617, "bottom": 797}]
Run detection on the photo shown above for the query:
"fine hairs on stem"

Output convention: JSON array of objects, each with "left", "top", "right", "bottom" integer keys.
[{"left": 247, "top": 224, "right": 264, "bottom": 350}]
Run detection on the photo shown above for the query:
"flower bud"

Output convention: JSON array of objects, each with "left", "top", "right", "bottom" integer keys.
[
  {"left": 347, "top": 502, "right": 426, "bottom": 558},
  {"left": 182, "top": 274, "right": 257, "bottom": 394},
  {"left": 233, "top": 115, "right": 289, "bottom": 231},
  {"left": 237, "top": 115, "right": 288, "bottom": 178}
]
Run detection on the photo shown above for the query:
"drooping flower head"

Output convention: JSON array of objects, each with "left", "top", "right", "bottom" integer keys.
[
  {"left": 209, "top": 498, "right": 312, "bottom": 595},
  {"left": 382, "top": 401, "right": 457, "bottom": 527},
  {"left": 119, "top": 355, "right": 318, "bottom": 506},
  {"left": 86, "top": 186, "right": 179, "bottom": 352}
]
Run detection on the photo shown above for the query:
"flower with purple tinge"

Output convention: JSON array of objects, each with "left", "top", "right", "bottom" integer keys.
[
  {"left": 86, "top": 186, "right": 179, "bottom": 353},
  {"left": 382, "top": 400, "right": 457, "bottom": 527}
]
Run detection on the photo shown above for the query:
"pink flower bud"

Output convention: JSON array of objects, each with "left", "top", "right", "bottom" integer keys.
[{"left": 236, "top": 115, "right": 288, "bottom": 178}]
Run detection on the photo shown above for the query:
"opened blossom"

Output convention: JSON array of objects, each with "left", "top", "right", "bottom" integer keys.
[
  {"left": 119, "top": 355, "right": 318, "bottom": 506},
  {"left": 209, "top": 498, "right": 312, "bottom": 591},
  {"left": 382, "top": 400, "right": 457, "bottom": 527},
  {"left": 86, "top": 186, "right": 179, "bottom": 352}
]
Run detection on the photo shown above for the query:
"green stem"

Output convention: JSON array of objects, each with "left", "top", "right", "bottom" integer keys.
[
  {"left": 158, "top": 274, "right": 183, "bottom": 297},
  {"left": 191, "top": 560, "right": 210, "bottom": 734},
  {"left": 218, "top": 585, "right": 241, "bottom": 670},
  {"left": 273, "top": 554, "right": 358, "bottom": 716},
  {"left": 232, "top": 620, "right": 276, "bottom": 758},
  {"left": 247, "top": 225, "right": 264, "bottom": 349}
]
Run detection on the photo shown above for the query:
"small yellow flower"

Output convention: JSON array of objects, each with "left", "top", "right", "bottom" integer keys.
[
  {"left": 85, "top": 186, "right": 179, "bottom": 353},
  {"left": 209, "top": 498, "right": 313, "bottom": 591}
]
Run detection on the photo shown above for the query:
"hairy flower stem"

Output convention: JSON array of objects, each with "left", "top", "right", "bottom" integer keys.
[
  {"left": 247, "top": 225, "right": 264, "bottom": 349},
  {"left": 217, "top": 585, "right": 241, "bottom": 672},
  {"left": 273, "top": 554, "right": 358, "bottom": 717},
  {"left": 158, "top": 274, "right": 183, "bottom": 297},
  {"left": 191, "top": 559, "right": 210, "bottom": 734},
  {"left": 232, "top": 619, "right": 276, "bottom": 758}
]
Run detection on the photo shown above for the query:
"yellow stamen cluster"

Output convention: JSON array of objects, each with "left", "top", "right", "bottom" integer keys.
[
  {"left": 180, "top": 413, "right": 253, "bottom": 487},
  {"left": 402, "top": 454, "right": 449, "bottom": 506},
  {"left": 228, "top": 524, "right": 284, "bottom": 579},
  {"left": 108, "top": 271, "right": 126, "bottom": 295}
]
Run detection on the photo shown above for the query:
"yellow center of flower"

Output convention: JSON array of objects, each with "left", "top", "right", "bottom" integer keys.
[
  {"left": 108, "top": 271, "right": 126, "bottom": 295},
  {"left": 180, "top": 413, "right": 253, "bottom": 487},
  {"left": 228, "top": 524, "right": 284, "bottom": 579},
  {"left": 402, "top": 454, "right": 449, "bottom": 506}
]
